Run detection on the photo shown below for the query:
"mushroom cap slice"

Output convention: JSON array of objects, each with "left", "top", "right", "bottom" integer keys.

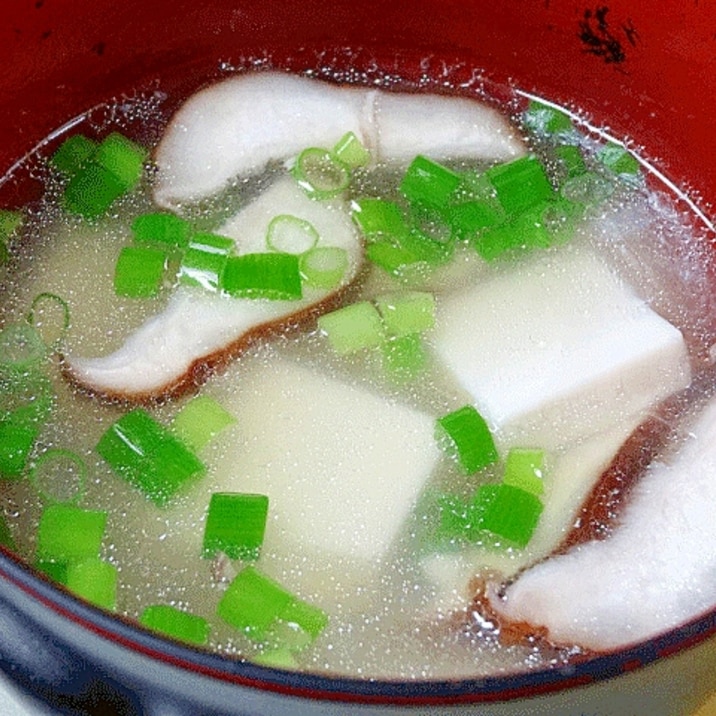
[{"left": 64, "top": 177, "right": 363, "bottom": 402}]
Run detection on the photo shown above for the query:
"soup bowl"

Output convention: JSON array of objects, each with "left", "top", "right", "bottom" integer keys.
[{"left": 1, "top": 1, "right": 716, "bottom": 714}]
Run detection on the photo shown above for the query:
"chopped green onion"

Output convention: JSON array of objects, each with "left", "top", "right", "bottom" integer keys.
[
  {"left": 554, "top": 144, "right": 587, "bottom": 181},
  {"left": 299, "top": 246, "right": 348, "bottom": 290},
  {"left": 266, "top": 215, "right": 319, "bottom": 255},
  {"left": 189, "top": 232, "right": 235, "bottom": 255},
  {"left": 280, "top": 596, "right": 329, "bottom": 640},
  {"left": 597, "top": 142, "right": 640, "bottom": 176},
  {"left": 446, "top": 200, "right": 505, "bottom": 242},
  {"left": 0, "top": 369, "right": 55, "bottom": 426},
  {"left": 399, "top": 155, "right": 462, "bottom": 211},
  {"left": 331, "top": 131, "right": 370, "bottom": 168},
  {"left": 432, "top": 493, "right": 481, "bottom": 545},
  {"left": 222, "top": 253, "right": 303, "bottom": 301},
  {"left": 292, "top": 147, "right": 350, "bottom": 199},
  {"left": 0, "top": 209, "right": 23, "bottom": 242},
  {"left": 351, "top": 198, "right": 407, "bottom": 240},
  {"left": 27, "top": 293, "right": 71, "bottom": 350},
  {"left": 503, "top": 448, "right": 545, "bottom": 496},
  {"left": 560, "top": 171, "right": 614, "bottom": 205},
  {"left": 486, "top": 156, "right": 555, "bottom": 217},
  {"left": 36, "top": 504, "right": 107, "bottom": 564},
  {"left": 0, "top": 513, "right": 15, "bottom": 551},
  {"left": 217, "top": 566, "right": 293, "bottom": 640},
  {"left": 63, "top": 163, "right": 127, "bottom": 219},
  {"left": 381, "top": 334, "right": 427, "bottom": 381},
  {"left": 374, "top": 291, "right": 435, "bottom": 337},
  {"left": 253, "top": 647, "right": 299, "bottom": 669},
  {"left": 29, "top": 448, "right": 87, "bottom": 504},
  {"left": 131, "top": 212, "right": 193, "bottom": 249},
  {"left": 523, "top": 100, "right": 574, "bottom": 136},
  {"left": 114, "top": 245, "right": 167, "bottom": 298},
  {"left": 217, "top": 566, "right": 327, "bottom": 644},
  {"left": 93, "top": 132, "right": 147, "bottom": 190},
  {"left": 0, "top": 417, "right": 39, "bottom": 479},
  {"left": 65, "top": 558, "right": 117, "bottom": 610},
  {"left": 473, "top": 483, "right": 543, "bottom": 548},
  {"left": 179, "top": 243, "right": 229, "bottom": 292},
  {"left": 475, "top": 198, "right": 579, "bottom": 261},
  {"left": 436, "top": 405, "right": 498, "bottom": 474},
  {"left": 0, "top": 323, "right": 48, "bottom": 370},
  {"left": 203, "top": 492, "right": 269, "bottom": 560},
  {"left": 96, "top": 409, "right": 206, "bottom": 506},
  {"left": 50, "top": 135, "right": 98, "bottom": 176},
  {"left": 35, "top": 559, "right": 68, "bottom": 583},
  {"left": 317, "top": 301, "right": 385, "bottom": 354},
  {"left": 172, "top": 395, "right": 236, "bottom": 453},
  {"left": 139, "top": 604, "right": 210, "bottom": 646}
]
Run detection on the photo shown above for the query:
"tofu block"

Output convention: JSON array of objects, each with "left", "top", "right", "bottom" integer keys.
[
  {"left": 213, "top": 357, "right": 441, "bottom": 606},
  {"left": 431, "top": 245, "right": 691, "bottom": 452}
]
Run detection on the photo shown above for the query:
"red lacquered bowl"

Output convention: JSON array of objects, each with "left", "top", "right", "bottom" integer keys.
[{"left": 0, "top": 2, "right": 715, "bottom": 714}]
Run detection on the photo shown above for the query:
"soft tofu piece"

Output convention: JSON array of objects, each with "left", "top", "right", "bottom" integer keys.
[
  {"left": 212, "top": 357, "right": 441, "bottom": 607},
  {"left": 489, "top": 394, "right": 716, "bottom": 651},
  {"left": 431, "top": 244, "right": 691, "bottom": 452},
  {"left": 420, "top": 414, "right": 640, "bottom": 614}
]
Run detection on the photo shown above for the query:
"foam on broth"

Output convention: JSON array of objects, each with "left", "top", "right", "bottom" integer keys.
[{"left": 1, "top": 60, "right": 715, "bottom": 679}]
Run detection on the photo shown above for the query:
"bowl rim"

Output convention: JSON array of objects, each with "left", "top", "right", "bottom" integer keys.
[{"left": 2, "top": 545, "right": 715, "bottom": 707}]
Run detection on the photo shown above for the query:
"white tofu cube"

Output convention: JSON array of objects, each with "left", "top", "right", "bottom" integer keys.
[
  {"left": 213, "top": 357, "right": 441, "bottom": 606},
  {"left": 431, "top": 245, "right": 691, "bottom": 451}
]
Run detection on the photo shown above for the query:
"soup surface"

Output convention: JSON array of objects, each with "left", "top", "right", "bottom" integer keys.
[{"left": 0, "top": 62, "right": 715, "bottom": 679}]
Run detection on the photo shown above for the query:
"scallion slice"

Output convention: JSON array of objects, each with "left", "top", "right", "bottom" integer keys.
[
  {"left": 114, "top": 245, "right": 167, "bottom": 298},
  {"left": 399, "top": 155, "right": 462, "bottom": 211},
  {"left": 29, "top": 448, "right": 87, "bottom": 504},
  {"left": 222, "top": 253, "right": 303, "bottom": 301},
  {"left": 139, "top": 604, "right": 210, "bottom": 646},
  {"left": 331, "top": 131, "right": 370, "bottom": 168},
  {"left": 96, "top": 409, "right": 206, "bottom": 506},
  {"left": 299, "top": 246, "right": 348, "bottom": 290},
  {"left": 473, "top": 483, "right": 543, "bottom": 548},
  {"left": 63, "top": 163, "right": 127, "bottom": 219},
  {"left": 0, "top": 323, "right": 47, "bottom": 371},
  {"left": 266, "top": 215, "right": 320, "bottom": 255},
  {"left": 486, "top": 155, "right": 555, "bottom": 217},
  {"left": 0, "top": 513, "right": 15, "bottom": 551},
  {"left": 374, "top": 291, "right": 435, "bottom": 337},
  {"left": 0, "top": 418, "right": 39, "bottom": 479},
  {"left": 317, "top": 301, "right": 385, "bottom": 354},
  {"left": 93, "top": 132, "right": 147, "bottom": 191},
  {"left": 436, "top": 405, "right": 498, "bottom": 474},
  {"left": 217, "top": 566, "right": 294, "bottom": 641},
  {"left": 131, "top": 212, "right": 193, "bottom": 249},
  {"left": 50, "top": 135, "right": 98, "bottom": 176},
  {"left": 217, "top": 566, "right": 327, "bottom": 644},
  {"left": 381, "top": 334, "right": 427, "bottom": 381},
  {"left": 292, "top": 147, "right": 350, "bottom": 199},
  {"left": 597, "top": 142, "right": 640, "bottom": 176},
  {"left": 202, "top": 492, "right": 269, "bottom": 560},
  {"left": 27, "top": 293, "right": 71, "bottom": 350},
  {"left": 503, "top": 448, "right": 545, "bottom": 496},
  {"left": 0, "top": 209, "right": 23, "bottom": 242},
  {"left": 36, "top": 504, "right": 107, "bottom": 564},
  {"left": 523, "top": 100, "right": 574, "bottom": 136},
  {"left": 179, "top": 246, "right": 229, "bottom": 292},
  {"left": 65, "top": 558, "right": 117, "bottom": 610},
  {"left": 172, "top": 395, "right": 236, "bottom": 453},
  {"left": 351, "top": 198, "right": 407, "bottom": 240}
]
